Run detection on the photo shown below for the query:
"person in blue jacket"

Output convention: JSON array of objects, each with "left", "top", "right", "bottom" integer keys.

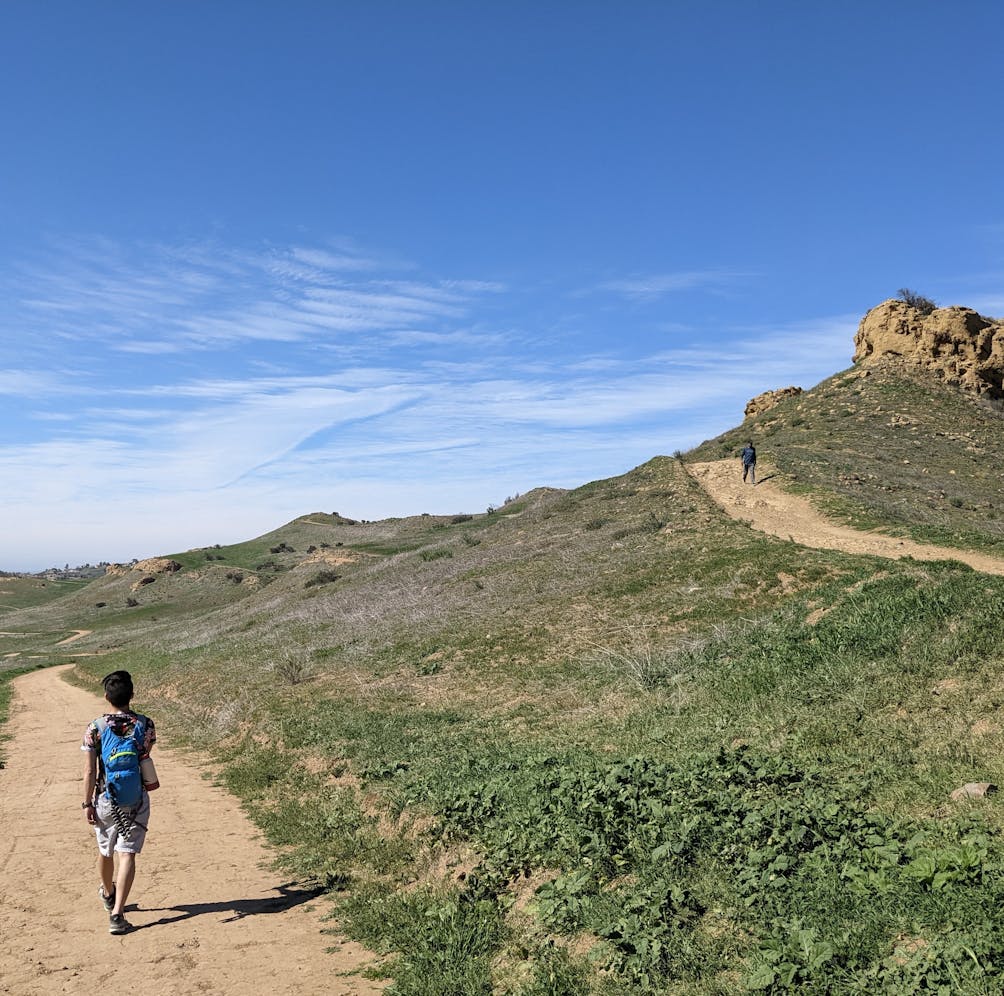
[{"left": 740, "top": 441, "right": 757, "bottom": 485}]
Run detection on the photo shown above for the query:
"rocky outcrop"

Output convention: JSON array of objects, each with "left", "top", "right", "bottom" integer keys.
[
  {"left": 106, "top": 557, "right": 182, "bottom": 578},
  {"left": 853, "top": 299, "right": 1004, "bottom": 398},
  {"left": 745, "top": 386, "right": 803, "bottom": 419},
  {"left": 303, "top": 549, "right": 357, "bottom": 569},
  {"left": 133, "top": 557, "right": 182, "bottom": 574},
  {"left": 950, "top": 782, "right": 997, "bottom": 801}
]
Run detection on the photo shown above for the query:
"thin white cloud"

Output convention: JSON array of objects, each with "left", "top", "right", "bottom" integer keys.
[
  {"left": 389, "top": 328, "right": 506, "bottom": 347},
  {"left": 0, "top": 233, "right": 865, "bottom": 571},
  {"left": 6, "top": 238, "right": 489, "bottom": 358},
  {"left": 289, "top": 247, "right": 382, "bottom": 272},
  {"left": 437, "top": 279, "right": 508, "bottom": 294},
  {"left": 597, "top": 269, "right": 754, "bottom": 300},
  {"left": 117, "top": 340, "right": 190, "bottom": 355},
  {"left": 0, "top": 370, "right": 63, "bottom": 396}
]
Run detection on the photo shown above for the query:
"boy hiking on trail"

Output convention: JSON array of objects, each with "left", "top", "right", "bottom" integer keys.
[
  {"left": 740, "top": 441, "right": 757, "bottom": 485},
  {"left": 81, "top": 670, "right": 158, "bottom": 935}
]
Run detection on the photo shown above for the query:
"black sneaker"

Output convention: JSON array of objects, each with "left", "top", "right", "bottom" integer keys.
[
  {"left": 99, "top": 886, "right": 116, "bottom": 913},
  {"left": 108, "top": 913, "right": 132, "bottom": 935}
]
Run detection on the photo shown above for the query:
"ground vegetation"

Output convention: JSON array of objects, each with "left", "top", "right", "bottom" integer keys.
[{"left": 3, "top": 362, "right": 1004, "bottom": 992}]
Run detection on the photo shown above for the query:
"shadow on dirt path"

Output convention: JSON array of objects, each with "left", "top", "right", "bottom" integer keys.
[
  {"left": 0, "top": 666, "right": 385, "bottom": 996},
  {"left": 136, "top": 881, "right": 325, "bottom": 929}
]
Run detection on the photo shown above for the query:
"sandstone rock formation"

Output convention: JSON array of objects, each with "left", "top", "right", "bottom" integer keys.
[
  {"left": 853, "top": 299, "right": 1004, "bottom": 399},
  {"left": 133, "top": 557, "right": 182, "bottom": 574},
  {"left": 745, "top": 386, "right": 803, "bottom": 419},
  {"left": 107, "top": 557, "right": 182, "bottom": 577},
  {"left": 303, "top": 548, "right": 357, "bottom": 569}
]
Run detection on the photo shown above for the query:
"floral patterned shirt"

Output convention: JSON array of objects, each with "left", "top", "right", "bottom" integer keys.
[{"left": 81, "top": 712, "right": 157, "bottom": 758}]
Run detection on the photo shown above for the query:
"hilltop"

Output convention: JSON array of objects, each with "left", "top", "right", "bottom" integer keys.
[
  {"left": 692, "top": 304, "right": 1004, "bottom": 556},
  {"left": 853, "top": 297, "right": 1004, "bottom": 399},
  {"left": 4, "top": 299, "right": 1004, "bottom": 993}
]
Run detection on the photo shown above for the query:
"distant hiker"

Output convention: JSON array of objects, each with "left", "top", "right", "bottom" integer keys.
[
  {"left": 81, "top": 670, "right": 159, "bottom": 935},
  {"left": 740, "top": 441, "right": 757, "bottom": 485}
]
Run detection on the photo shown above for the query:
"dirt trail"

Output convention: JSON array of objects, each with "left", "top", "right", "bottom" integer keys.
[
  {"left": 0, "top": 666, "right": 384, "bottom": 996},
  {"left": 689, "top": 460, "right": 1004, "bottom": 576},
  {"left": 4, "top": 630, "right": 95, "bottom": 661},
  {"left": 55, "top": 629, "right": 92, "bottom": 646}
]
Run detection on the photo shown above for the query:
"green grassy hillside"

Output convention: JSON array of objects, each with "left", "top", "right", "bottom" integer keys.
[
  {"left": 691, "top": 362, "right": 1004, "bottom": 554},
  {"left": 4, "top": 362, "right": 1004, "bottom": 993},
  {"left": 0, "top": 575, "right": 91, "bottom": 611}
]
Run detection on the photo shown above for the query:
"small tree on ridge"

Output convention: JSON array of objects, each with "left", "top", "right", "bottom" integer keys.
[{"left": 897, "top": 288, "right": 937, "bottom": 315}]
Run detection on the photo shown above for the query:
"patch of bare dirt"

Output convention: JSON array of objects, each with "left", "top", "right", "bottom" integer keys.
[
  {"left": 303, "top": 550, "right": 358, "bottom": 568},
  {"left": 688, "top": 460, "right": 1004, "bottom": 576},
  {"left": 804, "top": 607, "right": 829, "bottom": 626},
  {"left": 0, "top": 666, "right": 384, "bottom": 996},
  {"left": 932, "top": 677, "right": 962, "bottom": 696},
  {"left": 970, "top": 718, "right": 999, "bottom": 737}
]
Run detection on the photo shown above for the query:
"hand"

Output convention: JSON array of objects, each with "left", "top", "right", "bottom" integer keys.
[{"left": 84, "top": 804, "right": 98, "bottom": 826}]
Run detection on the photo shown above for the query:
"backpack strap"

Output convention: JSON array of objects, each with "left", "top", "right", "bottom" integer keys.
[
  {"left": 94, "top": 715, "right": 108, "bottom": 795},
  {"left": 132, "top": 716, "right": 148, "bottom": 757}
]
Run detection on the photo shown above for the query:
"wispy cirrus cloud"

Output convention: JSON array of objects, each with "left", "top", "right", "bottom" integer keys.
[
  {"left": 288, "top": 247, "right": 384, "bottom": 272},
  {"left": 0, "top": 370, "right": 64, "bottom": 397},
  {"left": 5, "top": 237, "right": 496, "bottom": 357},
  {"left": 597, "top": 268, "right": 755, "bottom": 301},
  {"left": 0, "top": 233, "right": 858, "bottom": 570}
]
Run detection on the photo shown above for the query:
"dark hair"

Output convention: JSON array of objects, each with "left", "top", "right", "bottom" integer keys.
[{"left": 102, "top": 670, "right": 134, "bottom": 708}]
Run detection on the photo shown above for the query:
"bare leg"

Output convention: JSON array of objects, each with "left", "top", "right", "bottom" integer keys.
[
  {"left": 98, "top": 852, "right": 115, "bottom": 898},
  {"left": 112, "top": 852, "right": 136, "bottom": 915}
]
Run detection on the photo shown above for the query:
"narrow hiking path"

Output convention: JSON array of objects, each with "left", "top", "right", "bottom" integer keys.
[
  {"left": 689, "top": 460, "right": 1004, "bottom": 576},
  {"left": 0, "top": 665, "right": 384, "bottom": 996},
  {"left": 3, "top": 630, "right": 96, "bottom": 661},
  {"left": 55, "top": 629, "right": 93, "bottom": 646}
]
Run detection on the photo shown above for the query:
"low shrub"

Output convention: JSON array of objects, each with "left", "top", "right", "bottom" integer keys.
[
  {"left": 897, "top": 288, "right": 937, "bottom": 314},
  {"left": 304, "top": 570, "right": 340, "bottom": 589},
  {"left": 420, "top": 548, "right": 453, "bottom": 562},
  {"left": 271, "top": 649, "right": 313, "bottom": 686}
]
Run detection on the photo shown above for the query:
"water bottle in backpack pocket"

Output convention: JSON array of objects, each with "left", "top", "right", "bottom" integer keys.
[
  {"left": 140, "top": 755, "right": 160, "bottom": 791},
  {"left": 100, "top": 715, "right": 147, "bottom": 807}
]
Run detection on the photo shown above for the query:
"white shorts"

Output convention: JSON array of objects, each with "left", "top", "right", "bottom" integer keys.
[{"left": 94, "top": 792, "right": 150, "bottom": 855}]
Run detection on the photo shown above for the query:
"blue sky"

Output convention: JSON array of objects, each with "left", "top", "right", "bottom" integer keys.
[{"left": 2, "top": 2, "right": 1002, "bottom": 572}]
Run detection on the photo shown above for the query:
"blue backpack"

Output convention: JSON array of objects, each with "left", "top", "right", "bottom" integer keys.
[{"left": 100, "top": 715, "right": 147, "bottom": 808}]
